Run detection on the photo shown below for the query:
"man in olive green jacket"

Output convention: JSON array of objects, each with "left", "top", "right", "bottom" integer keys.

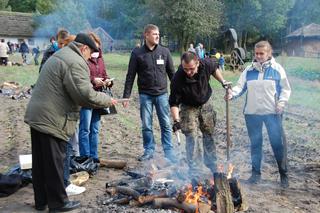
[{"left": 24, "top": 33, "right": 116, "bottom": 212}]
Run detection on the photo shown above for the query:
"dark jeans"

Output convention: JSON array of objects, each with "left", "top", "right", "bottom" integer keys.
[
  {"left": 31, "top": 128, "right": 68, "bottom": 209},
  {"left": 245, "top": 114, "right": 287, "bottom": 176},
  {"left": 34, "top": 53, "right": 40, "bottom": 65},
  {"left": 63, "top": 141, "right": 72, "bottom": 187}
]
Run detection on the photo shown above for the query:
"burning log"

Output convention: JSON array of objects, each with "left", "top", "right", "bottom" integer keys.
[
  {"left": 102, "top": 196, "right": 131, "bottom": 205},
  {"left": 138, "top": 189, "right": 168, "bottom": 205},
  {"left": 228, "top": 178, "right": 248, "bottom": 211},
  {"left": 214, "top": 173, "right": 234, "bottom": 213},
  {"left": 176, "top": 190, "right": 187, "bottom": 203},
  {"left": 198, "top": 202, "right": 214, "bottom": 213},
  {"left": 106, "top": 186, "right": 140, "bottom": 200},
  {"left": 153, "top": 198, "right": 197, "bottom": 213},
  {"left": 99, "top": 159, "right": 127, "bottom": 169}
]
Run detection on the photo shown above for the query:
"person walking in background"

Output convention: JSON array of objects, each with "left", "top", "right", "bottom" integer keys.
[
  {"left": 122, "top": 24, "right": 176, "bottom": 163},
  {"left": 219, "top": 52, "right": 225, "bottom": 71},
  {"left": 32, "top": 46, "right": 40, "bottom": 65},
  {"left": 7, "top": 41, "right": 12, "bottom": 54},
  {"left": 78, "top": 32, "right": 113, "bottom": 162},
  {"left": 25, "top": 33, "right": 117, "bottom": 212},
  {"left": 39, "top": 29, "right": 69, "bottom": 72},
  {"left": 188, "top": 43, "right": 196, "bottom": 53},
  {"left": 196, "top": 43, "right": 205, "bottom": 59},
  {"left": 19, "top": 40, "right": 29, "bottom": 64},
  {"left": 226, "top": 41, "right": 291, "bottom": 188},
  {"left": 169, "top": 51, "right": 227, "bottom": 177},
  {"left": 0, "top": 39, "right": 9, "bottom": 66}
]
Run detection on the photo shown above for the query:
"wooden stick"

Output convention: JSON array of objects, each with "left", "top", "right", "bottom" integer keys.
[
  {"left": 153, "top": 198, "right": 197, "bottom": 213},
  {"left": 106, "top": 186, "right": 140, "bottom": 200},
  {"left": 114, "top": 186, "right": 140, "bottom": 200},
  {"left": 138, "top": 190, "right": 168, "bottom": 205},
  {"left": 103, "top": 197, "right": 130, "bottom": 205},
  {"left": 100, "top": 159, "right": 127, "bottom": 169}
]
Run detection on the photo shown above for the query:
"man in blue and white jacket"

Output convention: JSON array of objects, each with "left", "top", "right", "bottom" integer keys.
[{"left": 226, "top": 41, "right": 291, "bottom": 188}]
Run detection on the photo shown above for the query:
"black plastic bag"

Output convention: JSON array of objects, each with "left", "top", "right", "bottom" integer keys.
[
  {"left": 97, "top": 88, "right": 117, "bottom": 115},
  {"left": 0, "top": 164, "right": 32, "bottom": 197},
  {"left": 5, "top": 164, "right": 32, "bottom": 186},
  {"left": 0, "top": 173, "right": 22, "bottom": 197},
  {"left": 70, "top": 156, "right": 99, "bottom": 176}
]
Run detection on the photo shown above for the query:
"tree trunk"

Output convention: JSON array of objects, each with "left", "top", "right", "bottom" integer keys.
[{"left": 214, "top": 173, "right": 234, "bottom": 213}]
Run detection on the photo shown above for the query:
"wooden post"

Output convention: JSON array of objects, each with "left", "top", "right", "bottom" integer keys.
[{"left": 214, "top": 173, "right": 234, "bottom": 213}]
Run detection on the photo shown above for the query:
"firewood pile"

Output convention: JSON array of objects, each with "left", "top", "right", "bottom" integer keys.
[
  {"left": 0, "top": 81, "right": 32, "bottom": 100},
  {"left": 101, "top": 164, "right": 248, "bottom": 213}
]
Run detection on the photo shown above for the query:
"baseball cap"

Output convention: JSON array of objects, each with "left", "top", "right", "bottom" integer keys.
[{"left": 74, "top": 33, "right": 99, "bottom": 52}]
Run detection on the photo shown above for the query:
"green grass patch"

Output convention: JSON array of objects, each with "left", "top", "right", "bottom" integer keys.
[
  {"left": 0, "top": 65, "right": 39, "bottom": 86},
  {"left": 277, "top": 56, "right": 320, "bottom": 81},
  {"left": 1, "top": 53, "right": 319, "bottom": 110}
]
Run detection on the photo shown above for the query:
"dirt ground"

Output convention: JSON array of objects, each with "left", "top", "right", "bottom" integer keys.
[{"left": 0, "top": 83, "right": 319, "bottom": 213}]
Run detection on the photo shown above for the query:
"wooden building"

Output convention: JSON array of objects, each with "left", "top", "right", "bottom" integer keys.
[
  {"left": 285, "top": 23, "right": 320, "bottom": 58},
  {"left": 0, "top": 11, "right": 49, "bottom": 50}
]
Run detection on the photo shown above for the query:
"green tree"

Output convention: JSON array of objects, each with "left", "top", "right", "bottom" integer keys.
[
  {"left": 288, "top": 0, "right": 320, "bottom": 31},
  {"left": 0, "top": 0, "right": 11, "bottom": 11},
  {"left": 7, "top": 0, "right": 36, "bottom": 12},
  {"left": 147, "top": 0, "right": 223, "bottom": 52},
  {"left": 223, "top": 0, "right": 294, "bottom": 48},
  {"left": 98, "top": 0, "right": 148, "bottom": 39},
  {"left": 36, "top": 0, "right": 56, "bottom": 14}
]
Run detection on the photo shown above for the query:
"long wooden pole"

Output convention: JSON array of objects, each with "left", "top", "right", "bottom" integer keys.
[{"left": 226, "top": 88, "right": 231, "bottom": 161}]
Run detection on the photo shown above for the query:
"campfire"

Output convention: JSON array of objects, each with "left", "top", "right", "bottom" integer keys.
[{"left": 102, "top": 163, "right": 248, "bottom": 213}]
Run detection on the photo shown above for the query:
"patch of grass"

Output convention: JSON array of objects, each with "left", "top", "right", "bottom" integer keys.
[
  {"left": 277, "top": 56, "right": 320, "bottom": 81},
  {"left": 288, "top": 79, "right": 320, "bottom": 110},
  {"left": 0, "top": 65, "right": 39, "bottom": 86}
]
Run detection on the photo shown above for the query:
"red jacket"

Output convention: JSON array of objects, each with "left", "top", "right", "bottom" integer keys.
[{"left": 88, "top": 50, "right": 109, "bottom": 91}]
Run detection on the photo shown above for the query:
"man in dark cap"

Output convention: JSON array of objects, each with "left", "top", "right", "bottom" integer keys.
[{"left": 25, "top": 33, "right": 115, "bottom": 212}]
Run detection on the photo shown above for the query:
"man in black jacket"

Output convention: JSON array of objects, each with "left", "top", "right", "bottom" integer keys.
[
  {"left": 169, "top": 51, "right": 227, "bottom": 177},
  {"left": 123, "top": 24, "right": 176, "bottom": 162},
  {"left": 39, "top": 29, "right": 69, "bottom": 72}
]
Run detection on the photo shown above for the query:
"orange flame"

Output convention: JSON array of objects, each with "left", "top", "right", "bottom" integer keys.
[
  {"left": 184, "top": 184, "right": 209, "bottom": 213},
  {"left": 216, "top": 163, "right": 234, "bottom": 179},
  {"left": 227, "top": 163, "right": 234, "bottom": 179}
]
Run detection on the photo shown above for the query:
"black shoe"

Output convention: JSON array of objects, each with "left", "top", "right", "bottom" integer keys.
[
  {"left": 138, "top": 153, "right": 153, "bottom": 161},
  {"left": 35, "top": 205, "right": 47, "bottom": 211},
  {"left": 280, "top": 174, "right": 289, "bottom": 188},
  {"left": 247, "top": 173, "right": 261, "bottom": 184},
  {"left": 49, "top": 201, "right": 80, "bottom": 213}
]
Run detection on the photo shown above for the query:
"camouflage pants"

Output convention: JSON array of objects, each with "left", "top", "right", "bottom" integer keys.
[{"left": 180, "top": 100, "right": 217, "bottom": 174}]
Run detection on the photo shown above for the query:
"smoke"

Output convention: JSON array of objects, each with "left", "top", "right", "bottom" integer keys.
[{"left": 33, "top": 0, "right": 148, "bottom": 40}]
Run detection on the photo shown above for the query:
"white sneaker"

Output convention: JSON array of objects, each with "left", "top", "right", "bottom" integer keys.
[{"left": 66, "top": 183, "right": 86, "bottom": 196}]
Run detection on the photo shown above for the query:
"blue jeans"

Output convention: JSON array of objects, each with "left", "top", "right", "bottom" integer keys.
[
  {"left": 245, "top": 114, "right": 287, "bottom": 175},
  {"left": 139, "top": 93, "right": 173, "bottom": 155},
  {"left": 78, "top": 108, "right": 101, "bottom": 160}
]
